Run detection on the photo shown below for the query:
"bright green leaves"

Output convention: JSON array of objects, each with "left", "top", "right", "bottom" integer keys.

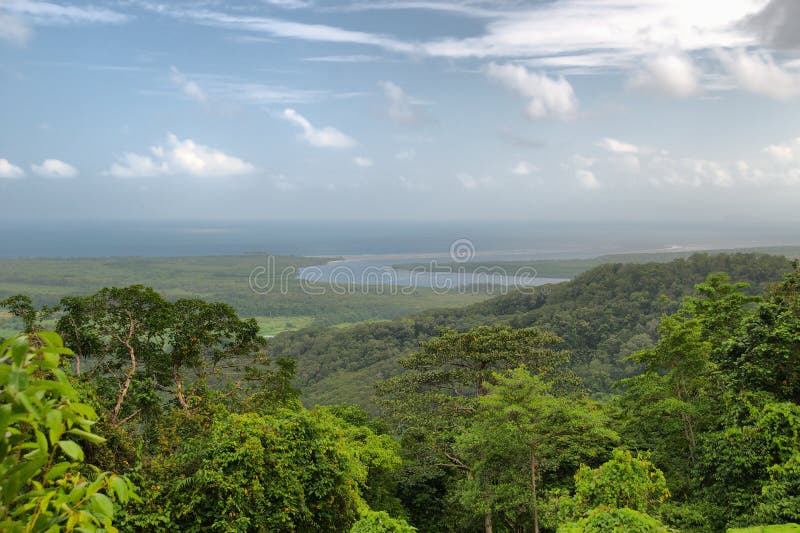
[
  {"left": 555, "top": 449, "right": 671, "bottom": 532},
  {"left": 57, "top": 440, "right": 84, "bottom": 462},
  {"left": 558, "top": 506, "right": 670, "bottom": 533},
  {"left": 568, "top": 449, "right": 670, "bottom": 515},
  {"left": 135, "top": 406, "right": 388, "bottom": 532},
  {"left": 0, "top": 332, "right": 137, "bottom": 532}
]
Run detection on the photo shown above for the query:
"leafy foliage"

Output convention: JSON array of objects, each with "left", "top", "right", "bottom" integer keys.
[
  {"left": 557, "top": 507, "right": 670, "bottom": 533},
  {"left": 0, "top": 332, "right": 136, "bottom": 532},
  {"left": 350, "top": 510, "right": 417, "bottom": 533}
]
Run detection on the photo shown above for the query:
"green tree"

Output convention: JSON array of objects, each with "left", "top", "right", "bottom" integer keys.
[
  {"left": 558, "top": 507, "right": 670, "bottom": 533},
  {"left": 350, "top": 510, "right": 417, "bottom": 533},
  {"left": 378, "top": 325, "right": 576, "bottom": 532},
  {"left": 617, "top": 273, "right": 751, "bottom": 495},
  {"left": 57, "top": 285, "right": 262, "bottom": 424},
  {"left": 560, "top": 448, "right": 669, "bottom": 520},
  {"left": 464, "top": 367, "right": 617, "bottom": 533},
  {"left": 720, "top": 263, "right": 800, "bottom": 403},
  {"left": 137, "top": 407, "right": 387, "bottom": 532},
  {"left": 0, "top": 295, "right": 45, "bottom": 334}
]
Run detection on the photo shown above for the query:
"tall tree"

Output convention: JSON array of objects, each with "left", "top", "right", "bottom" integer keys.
[
  {"left": 378, "top": 325, "right": 578, "bottom": 532},
  {"left": 462, "top": 368, "right": 617, "bottom": 533},
  {"left": 57, "top": 285, "right": 262, "bottom": 425}
]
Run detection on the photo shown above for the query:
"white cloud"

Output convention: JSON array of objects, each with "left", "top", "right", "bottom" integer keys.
[
  {"left": 150, "top": 6, "right": 416, "bottom": 54},
  {"left": 282, "top": 108, "right": 356, "bottom": 148},
  {"left": 511, "top": 161, "right": 537, "bottom": 175},
  {"left": 458, "top": 172, "right": 495, "bottom": 190},
  {"left": 764, "top": 143, "right": 795, "bottom": 162},
  {"left": 108, "top": 133, "right": 255, "bottom": 178},
  {"left": 646, "top": 155, "right": 735, "bottom": 188},
  {"left": 304, "top": 54, "right": 381, "bottom": 63},
  {"left": 485, "top": 62, "right": 578, "bottom": 120},
  {"left": 628, "top": 53, "right": 700, "bottom": 98},
  {"left": 263, "top": 0, "right": 312, "bottom": 8},
  {"left": 169, "top": 66, "right": 207, "bottom": 103},
  {"left": 353, "top": 156, "right": 373, "bottom": 168},
  {"left": 31, "top": 159, "right": 77, "bottom": 178},
  {"left": 0, "top": 13, "right": 31, "bottom": 45},
  {"left": 395, "top": 149, "right": 416, "bottom": 160},
  {"left": 598, "top": 138, "right": 639, "bottom": 154},
  {"left": 716, "top": 48, "right": 800, "bottom": 100},
  {"left": 1, "top": 1, "right": 128, "bottom": 25},
  {"left": 378, "top": 80, "right": 422, "bottom": 123},
  {"left": 422, "top": 1, "right": 758, "bottom": 63},
  {"left": 0, "top": 158, "right": 25, "bottom": 178},
  {"left": 576, "top": 169, "right": 600, "bottom": 190},
  {"left": 591, "top": 135, "right": 800, "bottom": 188}
]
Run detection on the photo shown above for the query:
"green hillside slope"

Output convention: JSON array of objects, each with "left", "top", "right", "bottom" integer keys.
[{"left": 269, "top": 253, "right": 794, "bottom": 410}]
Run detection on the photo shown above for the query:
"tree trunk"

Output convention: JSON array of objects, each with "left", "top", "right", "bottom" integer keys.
[
  {"left": 484, "top": 509, "right": 493, "bottom": 533},
  {"left": 530, "top": 443, "right": 539, "bottom": 533},
  {"left": 111, "top": 317, "right": 136, "bottom": 425},
  {"left": 174, "top": 364, "right": 189, "bottom": 409}
]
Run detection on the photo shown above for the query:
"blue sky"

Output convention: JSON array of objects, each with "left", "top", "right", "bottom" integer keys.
[{"left": 2, "top": 0, "right": 800, "bottom": 221}]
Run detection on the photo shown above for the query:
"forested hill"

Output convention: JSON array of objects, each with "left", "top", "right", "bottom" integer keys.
[{"left": 268, "top": 252, "right": 794, "bottom": 410}]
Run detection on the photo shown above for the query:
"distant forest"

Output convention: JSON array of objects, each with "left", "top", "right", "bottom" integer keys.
[{"left": 3, "top": 252, "right": 800, "bottom": 531}]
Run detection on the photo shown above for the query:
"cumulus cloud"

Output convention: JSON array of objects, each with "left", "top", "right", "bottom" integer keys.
[
  {"left": 598, "top": 138, "right": 639, "bottom": 154},
  {"left": 170, "top": 66, "right": 207, "bottom": 103},
  {"left": 764, "top": 142, "right": 796, "bottom": 162},
  {"left": 591, "top": 135, "right": 800, "bottom": 188},
  {"left": 282, "top": 108, "right": 356, "bottom": 148},
  {"left": 378, "top": 80, "right": 423, "bottom": 123},
  {"left": 486, "top": 62, "right": 578, "bottom": 120},
  {"left": 353, "top": 156, "right": 373, "bottom": 168},
  {"left": 576, "top": 169, "right": 600, "bottom": 190},
  {"left": 31, "top": 159, "right": 77, "bottom": 178},
  {"left": 0, "top": 158, "right": 25, "bottom": 178},
  {"left": 457, "top": 173, "right": 495, "bottom": 190},
  {"left": 511, "top": 161, "right": 537, "bottom": 175},
  {"left": 716, "top": 48, "right": 800, "bottom": 100},
  {"left": 646, "top": 155, "right": 735, "bottom": 188},
  {"left": 628, "top": 53, "right": 700, "bottom": 98},
  {"left": 108, "top": 133, "right": 255, "bottom": 178}
]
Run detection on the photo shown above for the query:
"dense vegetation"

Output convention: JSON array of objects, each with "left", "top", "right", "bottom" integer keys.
[
  {"left": 0, "top": 254, "right": 494, "bottom": 335},
  {"left": 393, "top": 246, "right": 800, "bottom": 279},
  {"left": 270, "top": 253, "right": 793, "bottom": 409},
  {"left": 2, "top": 251, "right": 800, "bottom": 531}
]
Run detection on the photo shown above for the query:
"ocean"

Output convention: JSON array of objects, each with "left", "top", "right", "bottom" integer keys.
[{"left": 0, "top": 219, "right": 796, "bottom": 259}]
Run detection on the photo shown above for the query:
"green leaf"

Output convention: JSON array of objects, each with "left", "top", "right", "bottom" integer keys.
[
  {"left": 67, "top": 428, "right": 106, "bottom": 445},
  {"left": 44, "top": 461, "right": 74, "bottom": 482},
  {"left": 8, "top": 370, "right": 30, "bottom": 392},
  {"left": 10, "top": 336, "right": 29, "bottom": 366},
  {"left": 58, "top": 440, "right": 84, "bottom": 462},
  {"left": 90, "top": 493, "right": 114, "bottom": 519},
  {"left": 46, "top": 409, "right": 64, "bottom": 444},
  {"left": 109, "top": 476, "right": 128, "bottom": 503},
  {"left": 36, "top": 331, "right": 63, "bottom": 348}
]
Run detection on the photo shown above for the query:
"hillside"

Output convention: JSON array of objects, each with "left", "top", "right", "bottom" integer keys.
[{"left": 269, "top": 253, "right": 795, "bottom": 410}]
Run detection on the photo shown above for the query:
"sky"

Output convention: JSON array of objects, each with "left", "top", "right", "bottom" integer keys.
[{"left": 2, "top": 0, "right": 800, "bottom": 221}]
